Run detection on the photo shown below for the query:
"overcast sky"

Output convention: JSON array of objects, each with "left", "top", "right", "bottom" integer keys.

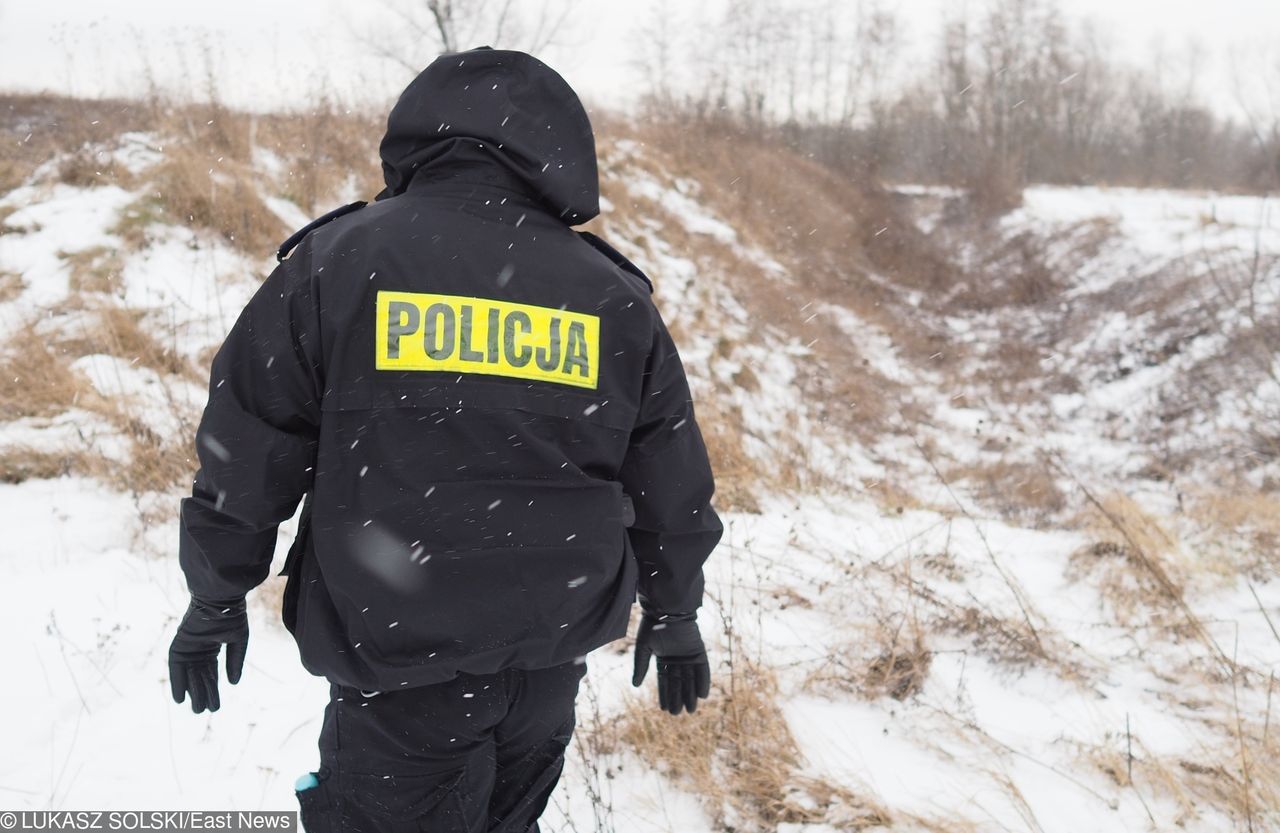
[{"left": 0, "top": 1, "right": 1277, "bottom": 119}]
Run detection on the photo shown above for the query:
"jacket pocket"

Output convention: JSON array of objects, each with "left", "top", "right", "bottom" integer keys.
[{"left": 295, "top": 768, "right": 335, "bottom": 833}]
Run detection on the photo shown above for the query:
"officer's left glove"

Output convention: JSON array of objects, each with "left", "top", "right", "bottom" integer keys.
[
  {"left": 168, "top": 597, "right": 248, "bottom": 714},
  {"left": 631, "top": 610, "right": 711, "bottom": 715}
]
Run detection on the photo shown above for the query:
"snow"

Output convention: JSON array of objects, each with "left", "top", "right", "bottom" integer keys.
[
  {"left": 625, "top": 172, "right": 739, "bottom": 244},
  {"left": 2, "top": 134, "right": 1277, "bottom": 832},
  {"left": 0, "top": 184, "right": 135, "bottom": 312},
  {"left": 0, "top": 479, "right": 324, "bottom": 807},
  {"left": 1015, "top": 186, "right": 1280, "bottom": 259}
]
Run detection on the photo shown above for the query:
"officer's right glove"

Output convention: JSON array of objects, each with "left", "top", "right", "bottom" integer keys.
[
  {"left": 631, "top": 610, "right": 711, "bottom": 715},
  {"left": 168, "top": 596, "right": 249, "bottom": 714}
]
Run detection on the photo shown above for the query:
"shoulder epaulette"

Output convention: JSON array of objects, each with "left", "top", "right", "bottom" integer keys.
[
  {"left": 577, "top": 231, "right": 654, "bottom": 294},
  {"left": 276, "top": 200, "right": 368, "bottom": 262}
]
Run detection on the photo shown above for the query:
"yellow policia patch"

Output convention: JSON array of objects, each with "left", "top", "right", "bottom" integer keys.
[{"left": 375, "top": 291, "right": 600, "bottom": 390}]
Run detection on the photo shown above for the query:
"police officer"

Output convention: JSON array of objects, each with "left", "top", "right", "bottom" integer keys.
[{"left": 166, "top": 47, "right": 722, "bottom": 832}]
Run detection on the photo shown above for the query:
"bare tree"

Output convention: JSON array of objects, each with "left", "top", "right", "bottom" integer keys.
[
  {"left": 632, "top": 0, "right": 682, "bottom": 110},
  {"left": 627, "top": 0, "right": 1274, "bottom": 196},
  {"left": 355, "top": 0, "right": 575, "bottom": 75},
  {"left": 1230, "top": 44, "right": 1280, "bottom": 192}
]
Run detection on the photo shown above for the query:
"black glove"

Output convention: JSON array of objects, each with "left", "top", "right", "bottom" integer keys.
[
  {"left": 631, "top": 610, "right": 710, "bottom": 715},
  {"left": 168, "top": 597, "right": 248, "bottom": 714}
]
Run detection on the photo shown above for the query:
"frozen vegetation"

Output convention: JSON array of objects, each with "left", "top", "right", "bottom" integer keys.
[{"left": 1, "top": 106, "right": 1278, "bottom": 832}]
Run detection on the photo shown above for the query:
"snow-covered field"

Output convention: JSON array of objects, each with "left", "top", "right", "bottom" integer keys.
[{"left": 2, "top": 123, "right": 1279, "bottom": 832}]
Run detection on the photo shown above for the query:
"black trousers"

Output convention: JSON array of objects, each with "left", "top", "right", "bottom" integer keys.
[{"left": 296, "top": 658, "right": 588, "bottom": 833}]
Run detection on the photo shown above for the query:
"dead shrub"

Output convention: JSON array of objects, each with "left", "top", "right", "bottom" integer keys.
[
  {"left": 941, "top": 604, "right": 1047, "bottom": 668},
  {"left": 920, "top": 548, "right": 968, "bottom": 582},
  {"left": 865, "top": 642, "right": 932, "bottom": 701}
]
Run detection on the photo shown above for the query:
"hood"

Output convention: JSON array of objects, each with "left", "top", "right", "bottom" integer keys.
[{"left": 377, "top": 47, "right": 600, "bottom": 225}]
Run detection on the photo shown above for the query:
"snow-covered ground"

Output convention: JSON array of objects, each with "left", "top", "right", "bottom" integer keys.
[{"left": 2, "top": 131, "right": 1278, "bottom": 832}]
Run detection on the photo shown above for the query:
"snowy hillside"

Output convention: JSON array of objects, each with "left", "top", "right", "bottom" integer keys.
[{"left": 2, "top": 100, "right": 1279, "bottom": 832}]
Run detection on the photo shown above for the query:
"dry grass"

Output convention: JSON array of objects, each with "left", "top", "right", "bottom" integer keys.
[
  {"left": 1067, "top": 494, "right": 1192, "bottom": 628},
  {"left": 1079, "top": 494, "right": 1181, "bottom": 570},
  {"left": 615, "top": 647, "right": 890, "bottom": 831},
  {"left": 132, "top": 102, "right": 379, "bottom": 252},
  {"left": 0, "top": 329, "right": 93, "bottom": 421},
  {"left": 143, "top": 144, "right": 287, "bottom": 254},
  {"left": 0, "top": 159, "right": 22, "bottom": 194},
  {"left": 864, "top": 639, "right": 933, "bottom": 702},
  {"left": 946, "top": 459, "right": 1067, "bottom": 528},
  {"left": 0, "top": 315, "right": 196, "bottom": 493},
  {"left": 0, "top": 270, "right": 23, "bottom": 303},
  {"left": 56, "top": 146, "right": 137, "bottom": 190},
  {"left": 255, "top": 107, "right": 382, "bottom": 213},
  {"left": 0, "top": 94, "right": 150, "bottom": 192},
  {"left": 1067, "top": 540, "right": 1174, "bottom": 627},
  {"left": 595, "top": 118, "right": 933, "bottom": 443},
  {"left": 111, "top": 409, "right": 195, "bottom": 494},
  {"left": 942, "top": 604, "right": 1050, "bottom": 668},
  {"left": 805, "top": 624, "right": 933, "bottom": 702},
  {"left": 253, "top": 575, "right": 290, "bottom": 628},
  {"left": 61, "top": 247, "right": 124, "bottom": 295},
  {"left": 0, "top": 446, "right": 89, "bottom": 483},
  {"left": 1187, "top": 487, "right": 1280, "bottom": 580},
  {"left": 97, "top": 307, "right": 194, "bottom": 379},
  {"left": 1083, "top": 711, "right": 1280, "bottom": 831},
  {"left": 107, "top": 197, "right": 169, "bottom": 250},
  {"left": 0, "top": 203, "right": 19, "bottom": 233},
  {"left": 54, "top": 305, "right": 195, "bottom": 380},
  {"left": 62, "top": 307, "right": 199, "bottom": 492},
  {"left": 700, "top": 404, "right": 764, "bottom": 514},
  {"left": 1066, "top": 489, "right": 1239, "bottom": 679},
  {"left": 0, "top": 94, "right": 380, "bottom": 255}
]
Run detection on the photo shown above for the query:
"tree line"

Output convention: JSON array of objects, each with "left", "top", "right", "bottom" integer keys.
[{"left": 634, "top": 0, "right": 1280, "bottom": 203}]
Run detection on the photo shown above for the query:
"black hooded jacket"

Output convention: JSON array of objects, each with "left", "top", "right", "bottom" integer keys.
[{"left": 177, "top": 48, "right": 723, "bottom": 691}]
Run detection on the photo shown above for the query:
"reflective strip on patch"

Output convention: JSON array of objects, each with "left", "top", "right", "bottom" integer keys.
[{"left": 375, "top": 290, "right": 600, "bottom": 390}]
